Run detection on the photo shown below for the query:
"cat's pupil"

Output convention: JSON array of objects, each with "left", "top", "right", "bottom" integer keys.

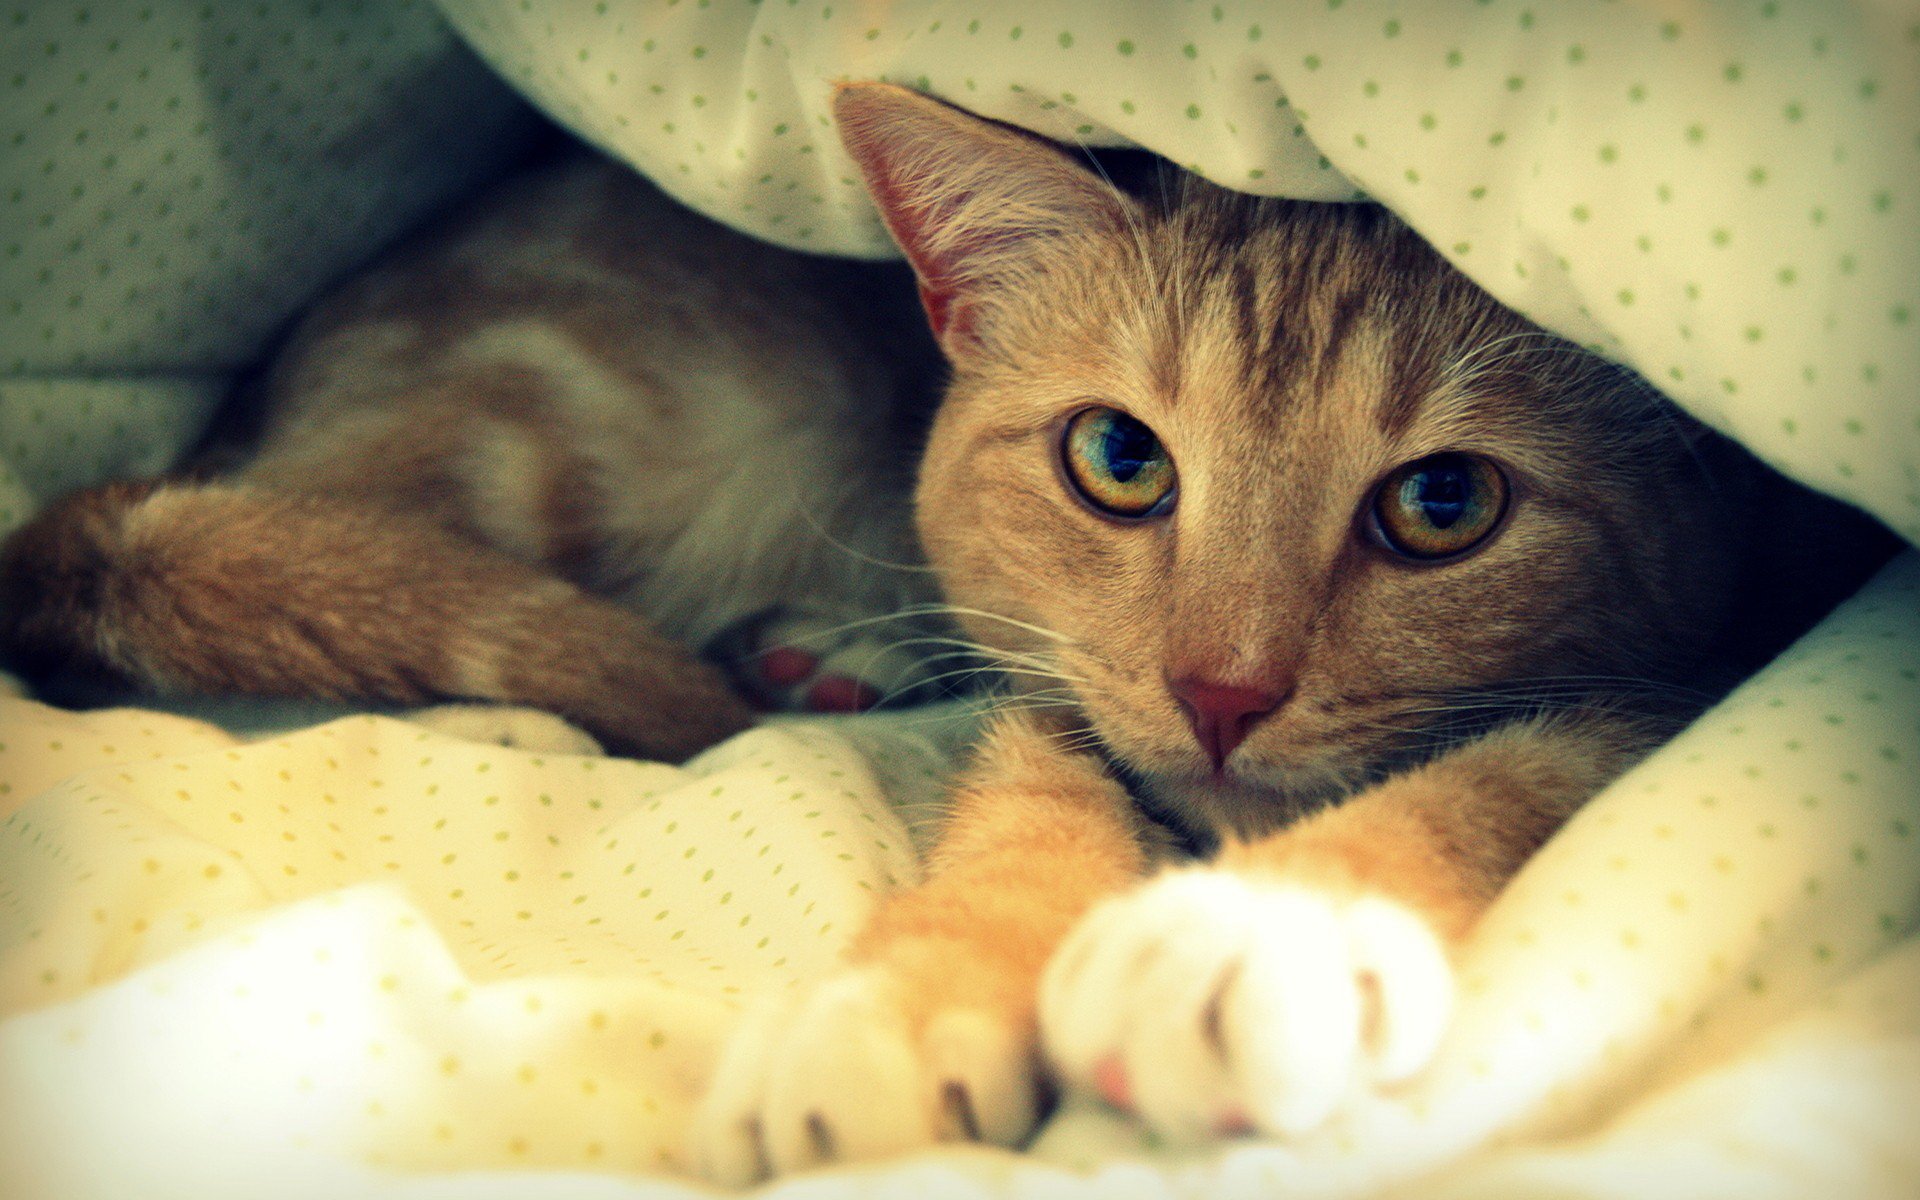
[
  {"left": 1411, "top": 467, "right": 1468, "bottom": 528},
  {"left": 1103, "top": 417, "right": 1157, "bottom": 483}
]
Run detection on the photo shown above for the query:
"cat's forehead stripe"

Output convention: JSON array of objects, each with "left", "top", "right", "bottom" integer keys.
[
  {"left": 1309, "top": 289, "right": 1371, "bottom": 403},
  {"left": 1154, "top": 190, "right": 1486, "bottom": 445}
]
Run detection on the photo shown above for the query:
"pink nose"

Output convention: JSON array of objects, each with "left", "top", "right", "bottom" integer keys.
[{"left": 1168, "top": 677, "right": 1288, "bottom": 771}]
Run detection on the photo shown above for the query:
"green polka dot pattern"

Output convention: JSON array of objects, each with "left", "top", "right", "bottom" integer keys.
[
  {"left": 1432, "top": 554, "right": 1920, "bottom": 1162},
  {"left": 0, "top": 0, "right": 541, "bottom": 533},
  {"left": 437, "top": 0, "right": 1920, "bottom": 547}
]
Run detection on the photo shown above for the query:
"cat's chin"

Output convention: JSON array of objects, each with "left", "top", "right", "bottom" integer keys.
[{"left": 1132, "top": 762, "right": 1354, "bottom": 847}]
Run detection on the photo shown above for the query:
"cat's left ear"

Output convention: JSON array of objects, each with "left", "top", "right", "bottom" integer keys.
[{"left": 834, "top": 81, "right": 1139, "bottom": 362}]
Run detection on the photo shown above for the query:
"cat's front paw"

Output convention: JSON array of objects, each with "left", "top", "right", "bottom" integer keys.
[
  {"left": 693, "top": 953, "right": 1044, "bottom": 1184},
  {"left": 1039, "top": 870, "right": 1452, "bottom": 1141}
]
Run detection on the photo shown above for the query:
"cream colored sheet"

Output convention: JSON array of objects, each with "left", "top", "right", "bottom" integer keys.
[{"left": 0, "top": 556, "right": 1915, "bottom": 1198}]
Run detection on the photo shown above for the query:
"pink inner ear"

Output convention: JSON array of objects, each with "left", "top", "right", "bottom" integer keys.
[
  {"left": 890, "top": 194, "right": 1025, "bottom": 353},
  {"left": 854, "top": 166, "right": 972, "bottom": 348},
  {"left": 892, "top": 211, "right": 991, "bottom": 353},
  {"left": 836, "top": 84, "right": 1122, "bottom": 356},
  {"left": 916, "top": 281, "right": 954, "bottom": 343}
]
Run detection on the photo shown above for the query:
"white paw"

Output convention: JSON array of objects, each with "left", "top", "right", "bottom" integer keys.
[
  {"left": 693, "top": 964, "right": 1042, "bottom": 1184},
  {"left": 406, "top": 704, "right": 605, "bottom": 756},
  {"left": 709, "top": 609, "right": 953, "bottom": 713},
  {"left": 1039, "top": 869, "right": 1452, "bottom": 1142}
]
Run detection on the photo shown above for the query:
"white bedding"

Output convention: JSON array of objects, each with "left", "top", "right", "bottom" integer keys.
[{"left": 1, "top": 2, "right": 1916, "bottom": 1198}]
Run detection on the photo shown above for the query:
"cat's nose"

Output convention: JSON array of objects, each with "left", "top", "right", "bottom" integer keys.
[{"left": 1167, "top": 676, "right": 1289, "bottom": 772}]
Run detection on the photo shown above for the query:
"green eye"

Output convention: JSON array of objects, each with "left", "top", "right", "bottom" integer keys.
[
  {"left": 1062, "top": 406, "right": 1176, "bottom": 518},
  {"left": 1373, "top": 453, "right": 1508, "bottom": 559}
]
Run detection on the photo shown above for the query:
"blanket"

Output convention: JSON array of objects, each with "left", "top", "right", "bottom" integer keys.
[{"left": 1, "top": 2, "right": 1916, "bottom": 1198}]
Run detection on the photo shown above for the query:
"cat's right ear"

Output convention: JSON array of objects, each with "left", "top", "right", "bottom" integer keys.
[{"left": 833, "top": 81, "right": 1137, "bottom": 362}]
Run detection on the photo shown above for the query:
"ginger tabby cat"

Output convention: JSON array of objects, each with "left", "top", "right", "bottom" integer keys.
[
  {"left": 0, "top": 77, "right": 1887, "bottom": 1182},
  {"left": 688, "top": 83, "right": 1889, "bottom": 1181}
]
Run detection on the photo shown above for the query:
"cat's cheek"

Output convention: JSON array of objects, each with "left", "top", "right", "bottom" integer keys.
[{"left": 1037, "top": 870, "right": 1454, "bottom": 1141}]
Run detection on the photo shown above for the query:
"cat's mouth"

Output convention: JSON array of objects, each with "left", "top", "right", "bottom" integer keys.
[
  {"left": 1127, "top": 761, "right": 1351, "bottom": 846},
  {"left": 1082, "top": 723, "right": 1362, "bottom": 846}
]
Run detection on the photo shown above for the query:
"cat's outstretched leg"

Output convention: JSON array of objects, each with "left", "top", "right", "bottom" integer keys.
[
  {"left": 0, "top": 479, "right": 754, "bottom": 761},
  {"left": 691, "top": 710, "right": 1152, "bottom": 1183},
  {"left": 1038, "top": 712, "right": 1662, "bottom": 1140}
]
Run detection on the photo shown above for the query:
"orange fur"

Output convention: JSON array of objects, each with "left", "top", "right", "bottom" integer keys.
[
  {"left": 852, "top": 711, "right": 1151, "bottom": 1018},
  {"left": 1216, "top": 711, "right": 1660, "bottom": 942}
]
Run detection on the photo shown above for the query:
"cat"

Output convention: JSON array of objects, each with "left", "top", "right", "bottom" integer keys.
[
  {"left": 687, "top": 82, "right": 1894, "bottom": 1182},
  {"left": 0, "top": 77, "right": 1891, "bottom": 1182},
  {"left": 0, "top": 149, "right": 954, "bottom": 759}
]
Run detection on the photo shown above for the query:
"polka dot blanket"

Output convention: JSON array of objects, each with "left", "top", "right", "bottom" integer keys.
[{"left": 1, "top": 3, "right": 1916, "bottom": 1199}]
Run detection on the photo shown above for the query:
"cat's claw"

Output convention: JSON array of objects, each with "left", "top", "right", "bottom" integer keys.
[
  {"left": 693, "top": 963, "right": 1041, "bottom": 1184},
  {"left": 1038, "top": 869, "right": 1452, "bottom": 1142}
]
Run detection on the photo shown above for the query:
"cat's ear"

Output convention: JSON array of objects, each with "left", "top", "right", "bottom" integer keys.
[{"left": 834, "top": 81, "right": 1137, "bottom": 360}]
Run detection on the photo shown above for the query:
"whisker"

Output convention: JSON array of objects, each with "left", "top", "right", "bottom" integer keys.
[
  {"left": 897, "top": 603, "right": 1076, "bottom": 645},
  {"left": 778, "top": 454, "right": 939, "bottom": 577},
  {"left": 826, "top": 635, "right": 1086, "bottom": 687},
  {"left": 871, "top": 662, "right": 1077, "bottom": 702},
  {"left": 730, "top": 610, "right": 956, "bottom": 659},
  {"left": 1050, "top": 733, "right": 1112, "bottom": 756}
]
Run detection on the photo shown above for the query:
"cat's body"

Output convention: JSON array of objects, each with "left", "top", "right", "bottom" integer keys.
[
  {"left": 236, "top": 155, "right": 941, "bottom": 652},
  {"left": 0, "top": 153, "right": 949, "bottom": 756},
  {"left": 0, "top": 84, "right": 1894, "bottom": 1181}
]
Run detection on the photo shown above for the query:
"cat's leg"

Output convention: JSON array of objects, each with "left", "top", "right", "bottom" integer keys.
[
  {"left": 692, "top": 710, "right": 1154, "bottom": 1184},
  {"left": 0, "top": 479, "right": 754, "bottom": 761},
  {"left": 708, "top": 608, "right": 953, "bottom": 713},
  {"left": 1039, "top": 711, "right": 1663, "bottom": 1140}
]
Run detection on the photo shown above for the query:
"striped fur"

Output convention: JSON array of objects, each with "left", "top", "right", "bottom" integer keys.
[{"left": 0, "top": 153, "right": 946, "bottom": 759}]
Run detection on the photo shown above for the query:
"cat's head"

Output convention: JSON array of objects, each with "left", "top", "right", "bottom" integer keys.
[{"left": 837, "top": 83, "right": 1745, "bottom": 836}]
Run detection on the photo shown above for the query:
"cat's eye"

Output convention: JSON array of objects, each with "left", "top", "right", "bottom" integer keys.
[
  {"left": 1061, "top": 406, "right": 1176, "bottom": 519},
  {"left": 1372, "top": 453, "right": 1509, "bottom": 560}
]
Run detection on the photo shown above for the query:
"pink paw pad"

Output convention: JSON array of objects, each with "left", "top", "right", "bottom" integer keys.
[
  {"left": 1092, "top": 1056, "right": 1134, "bottom": 1113},
  {"left": 803, "top": 675, "right": 882, "bottom": 713},
  {"left": 758, "top": 646, "right": 820, "bottom": 688}
]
